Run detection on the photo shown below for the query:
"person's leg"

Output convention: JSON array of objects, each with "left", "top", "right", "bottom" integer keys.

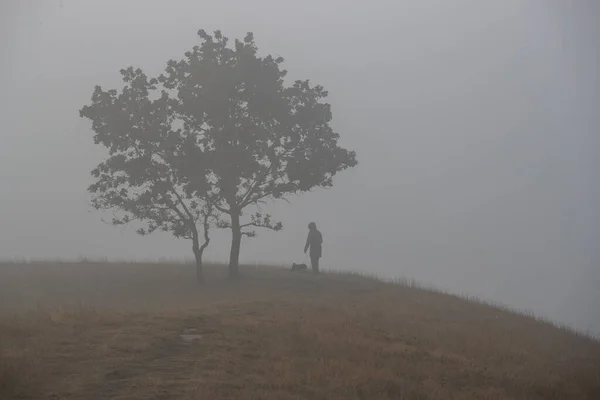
[{"left": 311, "top": 256, "right": 319, "bottom": 273}]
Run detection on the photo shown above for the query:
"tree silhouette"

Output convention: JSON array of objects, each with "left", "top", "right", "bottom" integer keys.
[
  {"left": 80, "top": 29, "right": 357, "bottom": 279},
  {"left": 79, "top": 68, "right": 218, "bottom": 284}
]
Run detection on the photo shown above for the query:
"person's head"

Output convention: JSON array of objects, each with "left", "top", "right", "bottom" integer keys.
[{"left": 308, "top": 222, "right": 316, "bottom": 230}]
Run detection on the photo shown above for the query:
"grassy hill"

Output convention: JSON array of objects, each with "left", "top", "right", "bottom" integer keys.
[{"left": 1, "top": 262, "right": 599, "bottom": 399}]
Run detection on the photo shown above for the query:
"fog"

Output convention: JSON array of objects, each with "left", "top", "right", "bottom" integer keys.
[{"left": 1, "top": 1, "right": 598, "bottom": 334}]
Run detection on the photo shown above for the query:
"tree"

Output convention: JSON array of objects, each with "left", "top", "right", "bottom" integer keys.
[
  {"left": 160, "top": 29, "right": 358, "bottom": 277},
  {"left": 81, "top": 29, "right": 358, "bottom": 280},
  {"left": 79, "top": 68, "right": 219, "bottom": 285}
]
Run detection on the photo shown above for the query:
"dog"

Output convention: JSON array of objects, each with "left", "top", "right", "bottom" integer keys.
[{"left": 291, "top": 263, "right": 308, "bottom": 272}]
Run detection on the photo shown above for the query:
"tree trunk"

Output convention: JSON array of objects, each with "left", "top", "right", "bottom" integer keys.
[
  {"left": 191, "top": 225, "right": 205, "bottom": 285},
  {"left": 193, "top": 247, "right": 204, "bottom": 285},
  {"left": 228, "top": 210, "right": 242, "bottom": 279}
]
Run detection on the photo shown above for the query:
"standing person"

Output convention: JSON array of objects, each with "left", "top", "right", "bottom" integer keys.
[{"left": 304, "top": 222, "right": 323, "bottom": 273}]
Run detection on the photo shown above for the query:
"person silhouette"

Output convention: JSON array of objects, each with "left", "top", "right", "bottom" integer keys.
[{"left": 304, "top": 222, "right": 323, "bottom": 273}]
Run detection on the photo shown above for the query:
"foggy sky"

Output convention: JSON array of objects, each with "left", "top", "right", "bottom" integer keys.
[{"left": 1, "top": 1, "right": 598, "bottom": 335}]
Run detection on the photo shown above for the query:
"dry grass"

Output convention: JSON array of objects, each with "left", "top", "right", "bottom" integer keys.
[{"left": 1, "top": 262, "right": 599, "bottom": 399}]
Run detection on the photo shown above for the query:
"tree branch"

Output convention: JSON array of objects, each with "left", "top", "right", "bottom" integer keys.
[
  {"left": 212, "top": 200, "right": 230, "bottom": 214},
  {"left": 199, "top": 201, "right": 213, "bottom": 251},
  {"left": 239, "top": 162, "right": 276, "bottom": 208},
  {"left": 239, "top": 213, "right": 282, "bottom": 232}
]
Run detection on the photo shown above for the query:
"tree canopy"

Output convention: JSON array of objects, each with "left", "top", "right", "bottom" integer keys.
[{"left": 80, "top": 29, "right": 357, "bottom": 279}]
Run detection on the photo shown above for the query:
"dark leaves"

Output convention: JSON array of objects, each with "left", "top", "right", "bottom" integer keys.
[{"left": 80, "top": 28, "right": 357, "bottom": 245}]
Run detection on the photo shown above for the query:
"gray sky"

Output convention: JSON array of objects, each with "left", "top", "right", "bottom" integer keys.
[{"left": 1, "top": 0, "right": 598, "bottom": 334}]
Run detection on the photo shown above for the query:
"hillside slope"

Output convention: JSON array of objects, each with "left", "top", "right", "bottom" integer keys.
[{"left": 1, "top": 262, "right": 599, "bottom": 399}]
